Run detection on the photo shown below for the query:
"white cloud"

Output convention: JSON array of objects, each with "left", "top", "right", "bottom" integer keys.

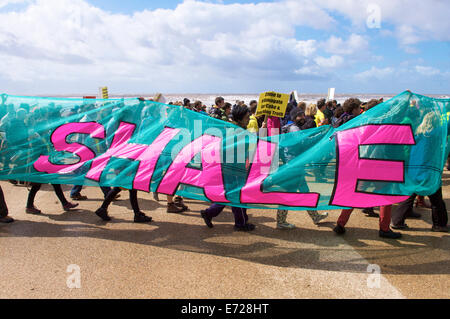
[
  {"left": 355, "top": 66, "right": 394, "bottom": 80},
  {"left": 415, "top": 66, "right": 440, "bottom": 76},
  {"left": 0, "top": 0, "right": 448, "bottom": 93},
  {"left": 322, "top": 34, "right": 369, "bottom": 56},
  {"left": 314, "top": 55, "right": 344, "bottom": 68}
]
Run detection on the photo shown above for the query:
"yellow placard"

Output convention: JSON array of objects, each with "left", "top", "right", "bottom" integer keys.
[
  {"left": 99, "top": 86, "right": 109, "bottom": 99},
  {"left": 255, "top": 91, "right": 290, "bottom": 118}
]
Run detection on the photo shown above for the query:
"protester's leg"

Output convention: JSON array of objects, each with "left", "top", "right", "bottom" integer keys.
[
  {"left": 200, "top": 204, "right": 225, "bottom": 228},
  {"left": 0, "top": 186, "right": 13, "bottom": 223},
  {"left": 379, "top": 205, "right": 392, "bottom": 232},
  {"left": 0, "top": 186, "right": 8, "bottom": 217},
  {"left": 52, "top": 184, "right": 69, "bottom": 206},
  {"left": 231, "top": 206, "right": 247, "bottom": 227},
  {"left": 307, "top": 210, "right": 328, "bottom": 224},
  {"left": 101, "top": 187, "right": 122, "bottom": 211},
  {"left": 174, "top": 195, "right": 189, "bottom": 211},
  {"left": 100, "top": 186, "right": 112, "bottom": 197},
  {"left": 27, "top": 183, "right": 41, "bottom": 208},
  {"left": 277, "top": 209, "right": 288, "bottom": 224},
  {"left": 95, "top": 187, "right": 122, "bottom": 221},
  {"left": 391, "top": 195, "right": 416, "bottom": 227},
  {"left": 53, "top": 184, "right": 79, "bottom": 211},
  {"left": 428, "top": 187, "right": 448, "bottom": 229},
  {"left": 70, "top": 185, "right": 83, "bottom": 197},
  {"left": 379, "top": 205, "right": 402, "bottom": 238},
  {"left": 337, "top": 209, "right": 354, "bottom": 227},
  {"left": 167, "top": 195, "right": 183, "bottom": 213},
  {"left": 129, "top": 189, "right": 152, "bottom": 223},
  {"left": 277, "top": 209, "right": 295, "bottom": 229},
  {"left": 129, "top": 189, "right": 140, "bottom": 213},
  {"left": 232, "top": 206, "right": 254, "bottom": 231}
]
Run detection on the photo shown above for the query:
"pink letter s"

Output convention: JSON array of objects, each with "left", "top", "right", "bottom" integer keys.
[{"left": 34, "top": 122, "right": 105, "bottom": 174}]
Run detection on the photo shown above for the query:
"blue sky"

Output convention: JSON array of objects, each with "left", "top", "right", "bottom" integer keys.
[{"left": 0, "top": 0, "right": 448, "bottom": 95}]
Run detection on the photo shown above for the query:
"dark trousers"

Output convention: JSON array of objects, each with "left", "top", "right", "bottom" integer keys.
[
  {"left": 393, "top": 188, "right": 448, "bottom": 227},
  {"left": 101, "top": 187, "right": 140, "bottom": 213},
  {"left": 0, "top": 186, "right": 8, "bottom": 217},
  {"left": 204, "top": 204, "right": 248, "bottom": 227},
  {"left": 27, "top": 183, "right": 68, "bottom": 208},
  {"left": 71, "top": 185, "right": 111, "bottom": 197}
]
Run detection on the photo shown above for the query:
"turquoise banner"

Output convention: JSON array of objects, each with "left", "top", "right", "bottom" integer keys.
[{"left": 0, "top": 91, "right": 448, "bottom": 210}]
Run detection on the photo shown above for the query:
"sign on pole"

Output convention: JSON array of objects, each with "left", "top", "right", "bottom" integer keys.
[
  {"left": 327, "top": 88, "right": 335, "bottom": 101},
  {"left": 255, "top": 91, "right": 290, "bottom": 118},
  {"left": 99, "top": 86, "right": 109, "bottom": 99}
]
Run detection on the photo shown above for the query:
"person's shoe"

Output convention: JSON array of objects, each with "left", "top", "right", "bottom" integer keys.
[
  {"left": 134, "top": 212, "right": 152, "bottom": 223},
  {"left": 362, "top": 208, "right": 379, "bottom": 218},
  {"left": 26, "top": 206, "right": 42, "bottom": 215},
  {"left": 167, "top": 202, "right": 184, "bottom": 214},
  {"left": 310, "top": 211, "right": 328, "bottom": 224},
  {"left": 174, "top": 198, "right": 189, "bottom": 212},
  {"left": 153, "top": 192, "right": 160, "bottom": 201},
  {"left": 234, "top": 223, "right": 255, "bottom": 231},
  {"left": 200, "top": 210, "right": 213, "bottom": 228},
  {"left": 8, "top": 180, "right": 17, "bottom": 185},
  {"left": 63, "top": 202, "right": 79, "bottom": 211},
  {"left": 277, "top": 222, "right": 296, "bottom": 230},
  {"left": 391, "top": 223, "right": 409, "bottom": 230},
  {"left": 95, "top": 207, "right": 111, "bottom": 221},
  {"left": 333, "top": 224, "right": 346, "bottom": 235},
  {"left": 0, "top": 216, "right": 14, "bottom": 223},
  {"left": 405, "top": 211, "right": 422, "bottom": 219},
  {"left": 431, "top": 225, "right": 449, "bottom": 233},
  {"left": 70, "top": 194, "right": 88, "bottom": 201},
  {"left": 379, "top": 229, "right": 402, "bottom": 239}
]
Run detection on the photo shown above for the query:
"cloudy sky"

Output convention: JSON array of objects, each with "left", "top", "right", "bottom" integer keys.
[{"left": 0, "top": 0, "right": 449, "bottom": 95}]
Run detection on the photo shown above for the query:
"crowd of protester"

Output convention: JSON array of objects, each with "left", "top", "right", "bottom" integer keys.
[{"left": 0, "top": 93, "right": 448, "bottom": 239}]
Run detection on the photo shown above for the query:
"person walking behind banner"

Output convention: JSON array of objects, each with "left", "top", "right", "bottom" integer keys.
[
  {"left": 303, "top": 103, "right": 318, "bottom": 129},
  {"left": 94, "top": 188, "right": 152, "bottom": 223},
  {"left": 26, "top": 183, "right": 78, "bottom": 214},
  {"left": 200, "top": 105, "right": 255, "bottom": 231},
  {"left": 265, "top": 113, "right": 293, "bottom": 229},
  {"left": 392, "top": 112, "right": 448, "bottom": 232},
  {"left": 0, "top": 185, "right": 13, "bottom": 223},
  {"left": 392, "top": 190, "right": 448, "bottom": 232},
  {"left": 247, "top": 100, "right": 259, "bottom": 134},
  {"left": 315, "top": 99, "right": 328, "bottom": 126},
  {"left": 332, "top": 98, "right": 401, "bottom": 239},
  {"left": 277, "top": 108, "right": 329, "bottom": 229}
]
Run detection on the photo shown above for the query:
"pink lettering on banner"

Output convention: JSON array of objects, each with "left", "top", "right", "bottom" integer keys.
[
  {"left": 157, "top": 135, "right": 229, "bottom": 203},
  {"left": 133, "top": 127, "right": 180, "bottom": 192},
  {"left": 34, "top": 122, "right": 105, "bottom": 174},
  {"left": 86, "top": 122, "right": 179, "bottom": 192},
  {"left": 241, "top": 140, "right": 319, "bottom": 207},
  {"left": 331, "top": 124, "right": 415, "bottom": 208}
]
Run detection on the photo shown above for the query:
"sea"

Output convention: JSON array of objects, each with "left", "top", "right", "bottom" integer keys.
[{"left": 62, "top": 93, "right": 450, "bottom": 106}]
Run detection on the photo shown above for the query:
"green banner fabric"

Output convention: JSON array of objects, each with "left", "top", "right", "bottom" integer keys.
[{"left": 0, "top": 91, "right": 448, "bottom": 210}]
